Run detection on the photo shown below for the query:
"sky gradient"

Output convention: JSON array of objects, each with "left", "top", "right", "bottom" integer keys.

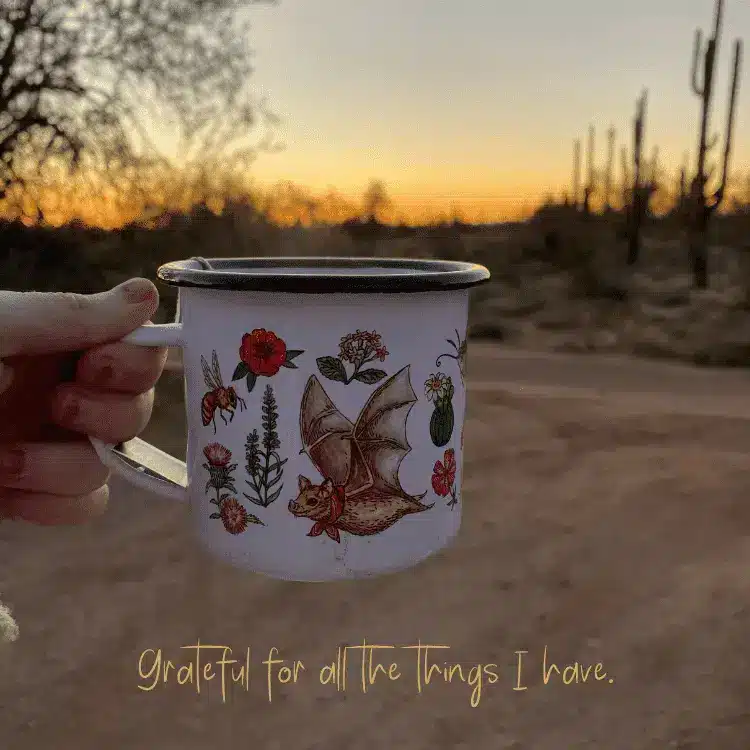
[{"left": 221, "top": 0, "right": 750, "bottom": 222}]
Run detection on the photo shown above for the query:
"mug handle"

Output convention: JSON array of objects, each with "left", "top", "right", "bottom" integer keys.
[{"left": 88, "top": 323, "right": 188, "bottom": 503}]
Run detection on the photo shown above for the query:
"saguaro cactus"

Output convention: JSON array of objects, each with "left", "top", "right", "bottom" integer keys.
[
  {"left": 625, "top": 89, "right": 649, "bottom": 265},
  {"left": 686, "top": 0, "right": 743, "bottom": 288},
  {"left": 572, "top": 138, "right": 582, "bottom": 210},
  {"left": 649, "top": 147, "right": 660, "bottom": 185},
  {"left": 603, "top": 126, "right": 616, "bottom": 212},
  {"left": 620, "top": 146, "right": 631, "bottom": 208},
  {"left": 646, "top": 146, "right": 662, "bottom": 213},
  {"left": 676, "top": 151, "right": 690, "bottom": 215},
  {"left": 583, "top": 125, "right": 596, "bottom": 215}
]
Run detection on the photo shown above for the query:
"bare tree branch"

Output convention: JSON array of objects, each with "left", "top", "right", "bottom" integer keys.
[{"left": 0, "top": 0, "right": 276, "bottom": 215}]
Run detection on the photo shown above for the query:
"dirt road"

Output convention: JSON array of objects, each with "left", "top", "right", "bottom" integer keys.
[{"left": 1, "top": 344, "right": 750, "bottom": 749}]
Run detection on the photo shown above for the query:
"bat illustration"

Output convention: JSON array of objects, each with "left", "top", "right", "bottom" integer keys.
[{"left": 289, "top": 365, "right": 433, "bottom": 542}]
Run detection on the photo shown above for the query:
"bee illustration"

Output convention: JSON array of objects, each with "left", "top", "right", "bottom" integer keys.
[{"left": 201, "top": 351, "right": 247, "bottom": 433}]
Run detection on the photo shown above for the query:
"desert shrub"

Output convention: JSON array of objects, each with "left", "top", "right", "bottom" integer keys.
[
  {"left": 419, "top": 225, "right": 468, "bottom": 262},
  {"left": 278, "top": 225, "right": 355, "bottom": 257},
  {"left": 0, "top": 219, "right": 108, "bottom": 293}
]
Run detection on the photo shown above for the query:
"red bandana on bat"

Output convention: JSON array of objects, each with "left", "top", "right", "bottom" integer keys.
[{"left": 307, "top": 484, "right": 346, "bottom": 543}]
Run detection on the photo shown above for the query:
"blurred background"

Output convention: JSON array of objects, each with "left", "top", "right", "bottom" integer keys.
[
  {"left": 2, "top": 0, "right": 750, "bottom": 367},
  {"left": 2, "top": 1, "right": 750, "bottom": 748}
]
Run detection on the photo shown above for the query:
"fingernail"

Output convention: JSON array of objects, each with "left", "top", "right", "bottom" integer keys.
[
  {"left": 122, "top": 279, "right": 155, "bottom": 305},
  {"left": 0, "top": 446, "right": 25, "bottom": 479}
]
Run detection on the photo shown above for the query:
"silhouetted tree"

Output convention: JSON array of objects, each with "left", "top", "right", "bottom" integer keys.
[
  {"left": 362, "top": 179, "right": 392, "bottom": 222},
  {"left": 0, "top": 0, "right": 276, "bottom": 210}
]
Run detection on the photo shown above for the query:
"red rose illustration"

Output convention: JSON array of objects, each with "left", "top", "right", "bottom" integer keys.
[
  {"left": 219, "top": 497, "right": 249, "bottom": 535},
  {"left": 240, "top": 329, "right": 287, "bottom": 377},
  {"left": 431, "top": 448, "right": 457, "bottom": 497},
  {"left": 203, "top": 442, "right": 232, "bottom": 467}
]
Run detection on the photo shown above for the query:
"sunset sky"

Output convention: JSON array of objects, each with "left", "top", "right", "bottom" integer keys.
[{"left": 225, "top": 0, "right": 750, "bottom": 222}]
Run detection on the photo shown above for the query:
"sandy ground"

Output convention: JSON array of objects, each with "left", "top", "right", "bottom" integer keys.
[{"left": 2, "top": 343, "right": 750, "bottom": 749}]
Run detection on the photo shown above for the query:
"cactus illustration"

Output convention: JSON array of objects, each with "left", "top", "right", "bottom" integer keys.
[
  {"left": 685, "top": 0, "right": 743, "bottom": 288},
  {"left": 425, "top": 373, "right": 455, "bottom": 448}
]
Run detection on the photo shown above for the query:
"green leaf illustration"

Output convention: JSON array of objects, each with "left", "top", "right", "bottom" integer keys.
[
  {"left": 286, "top": 349, "right": 304, "bottom": 361},
  {"left": 280, "top": 360, "right": 298, "bottom": 369},
  {"left": 266, "top": 486, "right": 284, "bottom": 505},
  {"left": 243, "top": 493, "right": 264, "bottom": 507},
  {"left": 209, "top": 513, "right": 221, "bottom": 520},
  {"left": 246, "top": 371, "right": 258, "bottom": 393},
  {"left": 352, "top": 368, "right": 387, "bottom": 385},
  {"left": 232, "top": 361, "right": 249, "bottom": 381},
  {"left": 266, "top": 470, "right": 285, "bottom": 488},
  {"left": 316, "top": 356, "right": 347, "bottom": 383},
  {"left": 243, "top": 385, "right": 286, "bottom": 509}
]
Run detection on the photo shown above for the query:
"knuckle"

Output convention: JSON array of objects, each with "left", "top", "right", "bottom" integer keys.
[
  {"left": 56, "top": 291, "right": 91, "bottom": 315},
  {"left": 89, "top": 346, "right": 165, "bottom": 390},
  {"left": 54, "top": 292, "right": 96, "bottom": 341},
  {"left": 122, "top": 354, "right": 162, "bottom": 388},
  {"left": 55, "top": 292, "right": 98, "bottom": 340}
]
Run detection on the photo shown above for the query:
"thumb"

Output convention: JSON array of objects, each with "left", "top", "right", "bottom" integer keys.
[{"left": 0, "top": 278, "right": 160, "bottom": 357}]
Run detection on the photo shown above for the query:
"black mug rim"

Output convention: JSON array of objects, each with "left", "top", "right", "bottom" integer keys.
[{"left": 156, "top": 256, "right": 491, "bottom": 294}]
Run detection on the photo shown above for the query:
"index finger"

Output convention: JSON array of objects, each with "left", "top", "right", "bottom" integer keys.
[{"left": 0, "top": 279, "right": 159, "bottom": 358}]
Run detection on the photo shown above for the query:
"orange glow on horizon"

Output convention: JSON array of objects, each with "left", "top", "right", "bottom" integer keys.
[
  {"left": 5, "top": 165, "right": 748, "bottom": 230},
  {"left": 0, "top": 179, "right": 547, "bottom": 229}
]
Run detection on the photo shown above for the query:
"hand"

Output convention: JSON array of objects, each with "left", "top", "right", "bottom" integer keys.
[{"left": 0, "top": 279, "right": 167, "bottom": 525}]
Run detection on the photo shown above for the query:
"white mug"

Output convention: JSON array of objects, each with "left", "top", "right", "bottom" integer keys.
[{"left": 91, "top": 257, "right": 490, "bottom": 581}]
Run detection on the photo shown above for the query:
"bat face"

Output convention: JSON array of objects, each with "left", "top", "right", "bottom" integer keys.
[{"left": 288, "top": 475, "right": 335, "bottom": 521}]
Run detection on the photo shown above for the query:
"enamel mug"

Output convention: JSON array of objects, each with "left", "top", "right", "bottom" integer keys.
[{"left": 90, "top": 257, "right": 490, "bottom": 581}]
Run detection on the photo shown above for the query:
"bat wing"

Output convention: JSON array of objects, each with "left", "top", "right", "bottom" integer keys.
[
  {"left": 299, "top": 375, "right": 355, "bottom": 487},
  {"left": 347, "top": 365, "right": 417, "bottom": 501}
]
